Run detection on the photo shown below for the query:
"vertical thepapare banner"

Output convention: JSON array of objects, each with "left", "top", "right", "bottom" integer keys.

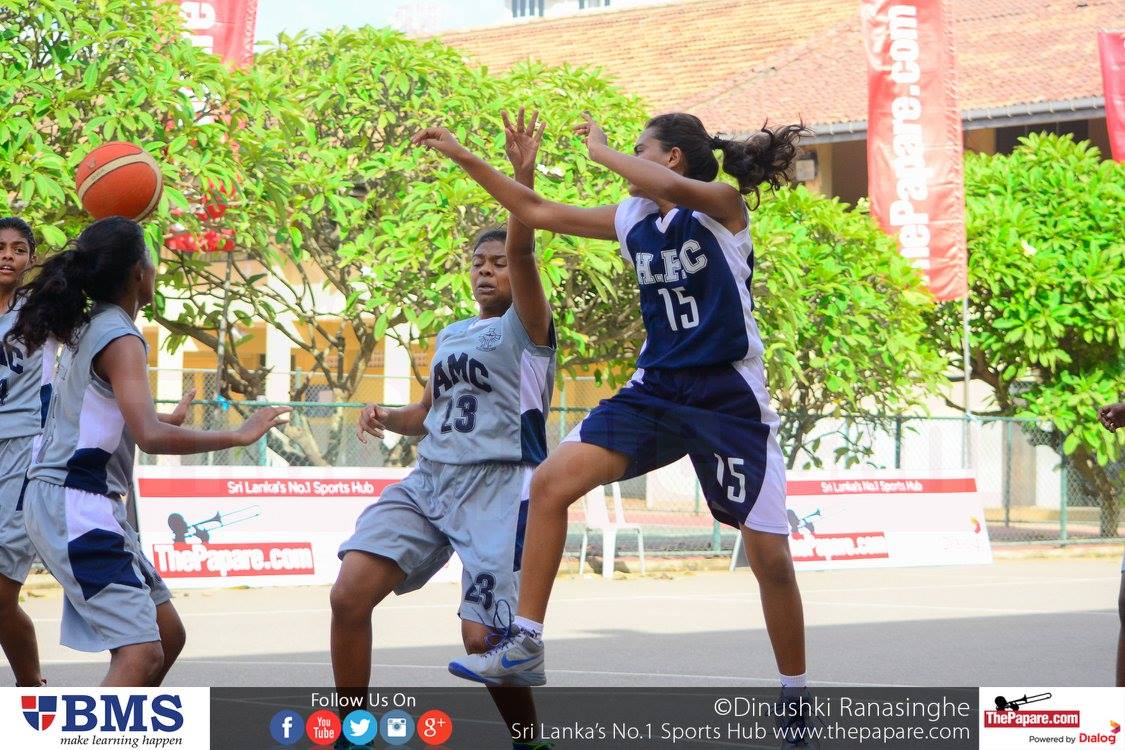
[
  {"left": 861, "top": 0, "right": 967, "bottom": 301},
  {"left": 176, "top": 0, "right": 259, "bottom": 67},
  {"left": 1099, "top": 30, "right": 1125, "bottom": 162}
]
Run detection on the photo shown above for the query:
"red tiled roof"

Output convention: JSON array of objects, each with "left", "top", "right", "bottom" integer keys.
[
  {"left": 439, "top": 0, "right": 857, "bottom": 118},
  {"left": 441, "top": 0, "right": 1121, "bottom": 134}
]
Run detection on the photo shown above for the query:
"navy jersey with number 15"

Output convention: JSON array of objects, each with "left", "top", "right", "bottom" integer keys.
[{"left": 615, "top": 196, "right": 764, "bottom": 370}]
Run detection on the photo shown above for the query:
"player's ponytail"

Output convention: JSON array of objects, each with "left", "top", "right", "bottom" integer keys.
[
  {"left": 7, "top": 216, "right": 148, "bottom": 351},
  {"left": 647, "top": 113, "right": 810, "bottom": 207}
]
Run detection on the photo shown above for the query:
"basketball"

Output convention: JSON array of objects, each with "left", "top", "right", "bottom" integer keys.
[{"left": 75, "top": 141, "right": 164, "bottom": 221}]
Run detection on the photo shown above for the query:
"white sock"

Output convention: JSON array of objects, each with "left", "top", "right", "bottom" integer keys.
[
  {"left": 514, "top": 616, "right": 543, "bottom": 638},
  {"left": 779, "top": 672, "right": 807, "bottom": 689}
]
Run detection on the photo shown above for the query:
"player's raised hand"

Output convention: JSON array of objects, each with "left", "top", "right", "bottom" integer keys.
[
  {"left": 166, "top": 388, "right": 197, "bottom": 427},
  {"left": 235, "top": 406, "right": 291, "bottom": 446},
  {"left": 573, "top": 111, "right": 608, "bottom": 151},
  {"left": 411, "top": 127, "right": 465, "bottom": 158},
  {"left": 503, "top": 107, "right": 546, "bottom": 175},
  {"left": 356, "top": 403, "right": 389, "bottom": 443},
  {"left": 1098, "top": 402, "right": 1125, "bottom": 432}
]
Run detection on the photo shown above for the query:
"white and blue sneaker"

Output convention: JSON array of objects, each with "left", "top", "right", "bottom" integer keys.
[{"left": 448, "top": 630, "right": 546, "bottom": 686}]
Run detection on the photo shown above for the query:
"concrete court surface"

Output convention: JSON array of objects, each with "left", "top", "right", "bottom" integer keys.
[{"left": 9, "top": 557, "right": 1121, "bottom": 687}]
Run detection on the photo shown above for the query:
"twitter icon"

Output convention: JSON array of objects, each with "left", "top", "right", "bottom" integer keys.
[{"left": 342, "top": 710, "right": 378, "bottom": 745}]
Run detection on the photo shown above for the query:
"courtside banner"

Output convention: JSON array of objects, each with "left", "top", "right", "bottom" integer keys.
[
  {"left": 175, "top": 0, "right": 258, "bottom": 68},
  {"left": 784, "top": 470, "right": 991, "bottom": 570},
  {"left": 980, "top": 687, "right": 1125, "bottom": 748},
  {"left": 135, "top": 466, "right": 410, "bottom": 589},
  {"left": 1099, "top": 30, "right": 1125, "bottom": 162},
  {"left": 0, "top": 687, "right": 210, "bottom": 750},
  {"left": 861, "top": 0, "right": 967, "bottom": 301}
]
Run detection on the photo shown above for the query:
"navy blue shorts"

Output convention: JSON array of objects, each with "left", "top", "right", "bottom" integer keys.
[{"left": 566, "top": 358, "right": 788, "bottom": 533}]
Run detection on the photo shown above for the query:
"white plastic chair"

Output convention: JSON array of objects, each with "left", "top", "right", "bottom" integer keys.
[{"left": 579, "top": 482, "right": 646, "bottom": 578}]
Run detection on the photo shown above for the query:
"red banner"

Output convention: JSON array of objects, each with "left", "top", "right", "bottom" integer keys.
[
  {"left": 175, "top": 0, "right": 259, "bottom": 68},
  {"left": 1099, "top": 30, "right": 1125, "bottom": 162},
  {"left": 861, "top": 1, "right": 967, "bottom": 301}
]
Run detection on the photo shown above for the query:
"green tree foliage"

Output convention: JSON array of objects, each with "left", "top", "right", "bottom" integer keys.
[
  {"left": 5, "top": 5, "right": 951, "bottom": 472},
  {"left": 0, "top": 0, "right": 262, "bottom": 253},
  {"left": 933, "top": 133, "right": 1125, "bottom": 534},
  {"left": 753, "top": 186, "right": 946, "bottom": 467},
  {"left": 157, "top": 28, "right": 651, "bottom": 464}
]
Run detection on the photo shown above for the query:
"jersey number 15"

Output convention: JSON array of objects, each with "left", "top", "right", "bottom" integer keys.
[{"left": 657, "top": 287, "right": 699, "bottom": 331}]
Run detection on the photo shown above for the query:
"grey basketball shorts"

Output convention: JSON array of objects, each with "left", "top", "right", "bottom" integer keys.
[
  {"left": 339, "top": 457, "right": 533, "bottom": 627},
  {"left": 0, "top": 436, "right": 36, "bottom": 584},
  {"left": 22, "top": 479, "right": 171, "bottom": 652}
]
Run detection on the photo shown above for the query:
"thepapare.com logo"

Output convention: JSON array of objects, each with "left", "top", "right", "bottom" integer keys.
[{"left": 20, "top": 693, "right": 184, "bottom": 745}]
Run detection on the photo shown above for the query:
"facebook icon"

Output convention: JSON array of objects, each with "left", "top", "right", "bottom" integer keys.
[{"left": 270, "top": 710, "right": 304, "bottom": 745}]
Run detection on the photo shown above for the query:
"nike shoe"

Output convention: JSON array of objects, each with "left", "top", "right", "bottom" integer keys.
[
  {"left": 448, "top": 630, "right": 546, "bottom": 686},
  {"left": 776, "top": 687, "right": 821, "bottom": 749}
]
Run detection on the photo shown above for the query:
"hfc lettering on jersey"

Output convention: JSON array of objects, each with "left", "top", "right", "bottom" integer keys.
[
  {"left": 0, "top": 341, "right": 25, "bottom": 375},
  {"left": 431, "top": 352, "right": 492, "bottom": 399},
  {"left": 633, "top": 239, "right": 709, "bottom": 286}
]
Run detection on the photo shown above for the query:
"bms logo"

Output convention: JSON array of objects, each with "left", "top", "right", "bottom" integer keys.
[
  {"left": 19, "top": 694, "right": 184, "bottom": 732},
  {"left": 22, "top": 695, "right": 57, "bottom": 731}
]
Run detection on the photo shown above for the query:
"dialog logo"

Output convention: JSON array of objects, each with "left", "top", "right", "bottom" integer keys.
[
  {"left": 343, "top": 709, "right": 378, "bottom": 745},
  {"left": 269, "top": 709, "right": 304, "bottom": 745},
  {"left": 22, "top": 695, "right": 57, "bottom": 731}
]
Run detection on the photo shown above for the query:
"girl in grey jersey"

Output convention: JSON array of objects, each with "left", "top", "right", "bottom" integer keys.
[
  {"left": 7, "top": 216, "right": 289, "bottom": 687},
  {"left": 0, "top": 216, "right": 47, "bottom": 687},
  {"left": 334, "top": 111, "right": 554, "bottom": 750}
]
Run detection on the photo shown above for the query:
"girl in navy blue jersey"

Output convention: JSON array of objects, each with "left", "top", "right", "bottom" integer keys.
[{"left": 414, "top": 111, "right": 812, "bottom": 724}]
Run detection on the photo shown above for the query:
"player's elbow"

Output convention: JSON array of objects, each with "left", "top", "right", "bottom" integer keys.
[{"left": 132, "top": 422, "right": 172, "bottom": 455}]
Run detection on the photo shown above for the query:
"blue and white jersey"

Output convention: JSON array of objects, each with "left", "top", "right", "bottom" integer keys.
[
  {"left": 419, "top": 306, "right": 556, "bottom": 466},
  {"left": 615, "top": 196, "right": 764, "bottom": 370},
  {"left": 28, "top": 304, "right": 143, "bottom": 500},
  {"left": 0, "top": 298, "right": 54, "bottom": 440}
]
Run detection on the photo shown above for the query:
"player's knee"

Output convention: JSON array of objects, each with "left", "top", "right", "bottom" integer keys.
[
  {"left": 330, "top": 580, "right": 374, "bottom": 621},
  {"left": 0, "top": 591, "right": 20, "bottom": 618},
  {"left": 530, "top": 466, "right": 574, "bottom": 510},
  {"left": 748, "top": 542, "right": 796, "bottom": 589},
  {"left": 124, "top": 643, "right": 165, "bottom": 683},
  {"left": 163, "top": 620, "right": 187, "bottom": 661}
]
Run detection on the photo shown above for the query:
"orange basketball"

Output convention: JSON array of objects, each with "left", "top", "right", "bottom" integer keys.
[{"left": 75, "top": 142, "right": 164, "bottom": 221}]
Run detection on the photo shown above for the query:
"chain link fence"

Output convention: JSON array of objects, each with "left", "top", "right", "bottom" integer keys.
[{"left": 143, "top": 373, "right": 1123, "bottom": 561}]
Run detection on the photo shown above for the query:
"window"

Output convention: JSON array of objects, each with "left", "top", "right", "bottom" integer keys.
[
  {"left": 511, "top": 0, "right": 546, "bottom": 17},
  {"left": 579, "top": 0, "right": 611, "bottom": 7}
]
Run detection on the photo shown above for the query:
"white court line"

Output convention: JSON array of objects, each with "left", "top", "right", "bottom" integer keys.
[
  {"left": 803, "top": 599, "right": 1119, "bottom": 616},
  {"left": 153, "top": 659, "right": 919, "bottom": 688},
  {"left": 27, "top": 576, "right": 1119, "bottom": 623},
  {"left": 37, "top": 657, "right": 915, "bottom": 687}
]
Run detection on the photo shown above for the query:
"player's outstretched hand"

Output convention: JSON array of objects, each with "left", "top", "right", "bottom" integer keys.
[
  {"left": 357, "top": 403, "right": 389, "bottom": 443},
  {"left": 236, "top": 406, "right": 291, "bottom": 446},
  {"left": 412, "top": 127, "right": 465, "bottom": 158},
  {"left": 503, "top": 107, "right": 546, "bottom": 174},
  {"left": 1098, "top": 402, "right": 1125, "bottom": 432},
  {"left": 573, "top": 111, "right": 608, "bottom": 151},
  {"left": 166, "top": 389, "right": 197, "bottom": 427}
]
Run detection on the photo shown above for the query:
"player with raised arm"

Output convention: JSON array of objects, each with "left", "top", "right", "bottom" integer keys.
[
  {"left": 332, "top": 110, "right": 556, "bottom": 750},
  {"left": 416, "top": 111, "right": 817, "bottom": 745}
]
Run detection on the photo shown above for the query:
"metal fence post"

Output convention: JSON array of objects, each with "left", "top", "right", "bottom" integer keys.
[
  {"left": 893, "top": 416, "right": 903, "bottom": 469},
  {"left": 1002, "top": 420, "right": 1012, "bottom": 527},
  {"left": 1059, "top": 456, "right": 1069, "bottom": 545},
  {"left": 711, "top": 519, "right": 721, "bottom": 553},
  {"left": 558, "top": 377, "right": 568, "bottom": 442}
]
